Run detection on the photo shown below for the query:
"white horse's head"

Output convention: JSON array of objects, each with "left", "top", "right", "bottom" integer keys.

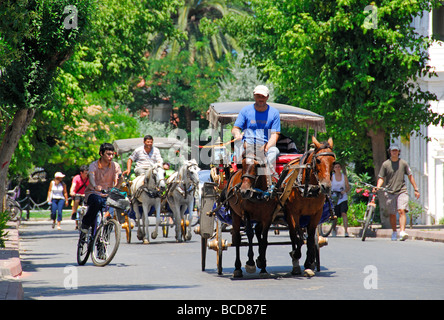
[
  {"left": 152, "top": 163, "right": 166, "bottom": 190},
  {"left": 184, "top": 159, "right": 200, "bottom": 185}
]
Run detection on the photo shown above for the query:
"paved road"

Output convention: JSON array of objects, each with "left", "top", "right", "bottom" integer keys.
[{"left": 19, "top": 220, "right": 444, "bottom": 301}]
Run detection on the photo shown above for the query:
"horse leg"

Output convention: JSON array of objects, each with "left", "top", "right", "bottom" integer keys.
[
  {"left": 287, "top": 213, "right": 302, "bottom": 275},
  {"left": 141, "top": 201, "right": 150, "bottom": 244},
  {"left": 304, "top": 226, "right": 317, "bottom": 277},
  {"left": 244, "top": 215, "right": 256, "bottom": 274},
  {"left": 256, "top": 223, "right": 269, "bottom": 276},
  {"left": 134, "top": 203, "right": 144, "bottom": 241},
  {"left": 151, "top": 200, "right": 160, "bottom": 240},
  {"left": 184, "top": 199, "right": 193, "bottom": 241},
  {"left": 173, "top": 203, "right": 183, "bottom": 243},
  {"left": 232, "top": 214, "right": 243, "bottom": 278}
]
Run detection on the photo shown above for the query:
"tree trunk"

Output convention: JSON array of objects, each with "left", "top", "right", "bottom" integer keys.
[
  {"left": 0, "top": 108, "right": 36, "bottom": 208},
  {"left": 366, "top": 125, "right": 391, "bottom": 229}
]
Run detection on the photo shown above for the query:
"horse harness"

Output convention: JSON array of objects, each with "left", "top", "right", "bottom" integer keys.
[
  {"left": 132, "top": 167, "right": 164, "bottom": 201},
  {"left": 290, "top": 143, "right": 335, "bottom": 198},
  {"left": 165, "top": 164, "right": 198, "bottom": 199}
]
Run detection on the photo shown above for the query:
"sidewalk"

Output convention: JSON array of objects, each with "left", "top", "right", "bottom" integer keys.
[
  {"left": 0, "top": 221, "right": 24, "bottom": 300},
  {"left": 332, "top": 224, "right": 444, "bottom": 242}
]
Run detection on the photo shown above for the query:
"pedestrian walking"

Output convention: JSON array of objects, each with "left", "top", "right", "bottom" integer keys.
[
  {"left": 331, "top": 162, "right": 351, "bottom": 237},
  {"left": 47, "top": 172, "right": 69, "bottom": 230},
  {"left": 375, "top": 145, "right": 420, "bottom": 241}
]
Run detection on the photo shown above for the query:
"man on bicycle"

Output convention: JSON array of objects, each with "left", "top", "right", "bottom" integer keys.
[
  {"left": 231, "top": 85, "right": 280, "bottom": 184},
  {"left": 375, "top": 144, "right": 420, "bottom": 241},
  {"left": 81, "top": 143, "right": 123, "bottom": 232}
]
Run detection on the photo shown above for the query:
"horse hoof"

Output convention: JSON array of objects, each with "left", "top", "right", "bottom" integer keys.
[
  {"left": 259, "top": 271, "right": 269, "bottom": 278},
  {"left": 151, "top": 231, "right": 158, "bottom": 240},
  {"left": 291, "top": 266, "right": 302, "bottom": 276},
  {"left": 304, "top": 269, "right": 315, "bottom": 277},
  {"left": 185, "top": 232, "right": 192, "bottom": 241},
  {"left": 176, "top": 239, "right": 183, "bottom": 243},
  {"left": 233, "top": 270, "right": 243, "bottom": 278},
  {"left": 143, "top": 239, "right": 150, "bottom": 244},
  {"left": 256, "top": 258, "right": 266, "bottom": 270},
  {"left": 245, "top": 264, "right": 256, "bottom": 274}
]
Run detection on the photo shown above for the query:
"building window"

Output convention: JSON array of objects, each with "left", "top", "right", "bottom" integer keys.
[{"left": 433, "top": 2, "right": 444, "bottom": 41}]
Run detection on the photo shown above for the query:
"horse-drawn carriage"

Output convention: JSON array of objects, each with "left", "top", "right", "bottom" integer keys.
[
  {"left": 197, "top": 101, "right": 335, "bottom": 277},
  {"left": 113, "top": 137, "right": 200, "bottom": 244}
]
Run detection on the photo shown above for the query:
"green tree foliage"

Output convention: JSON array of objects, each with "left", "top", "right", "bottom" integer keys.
[
  {"left": 0, "top": 0, "right": 95, "bottom": 200},
  {"left": 130, "top": 50, "right": 228, "bottom": 127},
  {"left": 3, "top": 0, "right": 181, "bottom": 183},
  {"left": 151, "top": 0, "right": 248, "bottom": 66},
  {"left": 229, "top": 0, "right": 444, "bottom": 175}
]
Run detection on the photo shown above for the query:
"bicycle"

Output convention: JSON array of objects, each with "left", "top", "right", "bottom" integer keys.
[
  {"left": 358, "top": 182, "right": 388, "bottom": 241},
  {"left": 5, "top": 186, "right": 22, "bottom": 224},
  {"left": 76, "top": 191, "right": 122, "bottom": 267}
]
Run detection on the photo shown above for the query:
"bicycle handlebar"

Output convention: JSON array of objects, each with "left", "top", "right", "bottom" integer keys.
[{"left": 355, "top": 181, "right": 390, "bottom": 193}]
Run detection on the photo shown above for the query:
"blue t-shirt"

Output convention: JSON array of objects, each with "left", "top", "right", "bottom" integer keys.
[{"left": 233, "top": 104, "right": 281, "bottom": 145}]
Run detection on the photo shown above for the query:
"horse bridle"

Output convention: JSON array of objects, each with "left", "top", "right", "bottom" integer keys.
[
  {"left": 240, "top": 155, "right": 266, "bottom": 185},
  {"left": 299, "top": 145, "right": 335, "bottom": 197}
]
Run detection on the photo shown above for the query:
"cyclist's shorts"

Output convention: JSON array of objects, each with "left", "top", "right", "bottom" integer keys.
[{"left": 385, "top": 192, "right": 409, "bottom": 214}]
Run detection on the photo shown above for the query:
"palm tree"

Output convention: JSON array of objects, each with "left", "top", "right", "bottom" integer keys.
[{"left": 150, "top": 0, "right": 249, "bottom": 67}]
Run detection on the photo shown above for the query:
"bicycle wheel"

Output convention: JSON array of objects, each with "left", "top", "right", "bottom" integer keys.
[
  {"left": 77, "top": 230, "right": 92, "bottom": 265},
  {"left": 7, "top": 198, "right": 22, "bottom": 223},
  {"left": 91, "top": 219, "right": 121, "bottom": 266},
  {"left": 318, "top": 217, "right": 337, "bottom": 237},
  {"left": 361, "top": 206, "right": 375, "bottom": 242}
]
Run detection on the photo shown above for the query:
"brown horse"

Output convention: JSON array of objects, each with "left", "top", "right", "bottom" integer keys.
[
  {"left": 283, "top": 136, "right": 335, "bottom": 277},
  {"left": 225, "top": 154, "right": 279, "bottom": 278}
]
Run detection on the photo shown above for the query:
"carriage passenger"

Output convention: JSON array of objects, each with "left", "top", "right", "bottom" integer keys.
[
  {"left": 122, "top": 135, "right": 163, "bottom": 177},
  {"left": 231, "top": 85, "right": 280, "bottom": 181}
]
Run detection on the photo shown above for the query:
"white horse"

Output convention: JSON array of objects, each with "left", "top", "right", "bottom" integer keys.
[
  {"left": 130, "top": 163, "right": 166, "bottom": 244},
  {"left": 166, "top": 159, "right": 200, "bottom": 242}
]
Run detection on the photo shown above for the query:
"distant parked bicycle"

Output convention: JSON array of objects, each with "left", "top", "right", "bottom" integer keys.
[
  {"left": 358, "top": 182, "right": 389, "bottom": 241},
  {"left": 76, "top": 189, "right": 122, "bottom": 267},
  {"left": 5, "top": 186, "right": 22, "bottom": 224}
]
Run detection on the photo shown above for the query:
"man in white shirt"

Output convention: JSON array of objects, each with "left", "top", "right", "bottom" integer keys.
[{"left": 123, "top": 135, "right": 163, "bottom": 176}]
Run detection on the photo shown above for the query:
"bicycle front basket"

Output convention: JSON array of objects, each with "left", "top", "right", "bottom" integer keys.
[{"left": 106, "top": 188, "right": 130, "bottom": 210}]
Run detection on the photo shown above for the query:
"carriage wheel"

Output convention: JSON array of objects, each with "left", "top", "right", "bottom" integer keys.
[
  {"left": 201, "top": 237, "right": 207, "bottom": 271},
  {"left": 216, "top": 219, "right": 223, "bottom": 275}
]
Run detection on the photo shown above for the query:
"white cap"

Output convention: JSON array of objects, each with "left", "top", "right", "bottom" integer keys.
[
  {"left": 54, "top": 172, "right": 65, "bottom": 178},
  {"left": 253, "top": 85, "right": 269, "bottom": 97}
]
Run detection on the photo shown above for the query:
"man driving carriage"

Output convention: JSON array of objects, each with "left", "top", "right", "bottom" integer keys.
[
  {"left": 122, "top": 135, "right": 163, "bottom": 177},
  {"left": 231, "top": 85, "right": 281, "bottom": 182}
]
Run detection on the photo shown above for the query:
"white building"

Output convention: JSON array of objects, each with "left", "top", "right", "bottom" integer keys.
[{"left": 394, "top": 6, "right": 444, "bottom": 225}]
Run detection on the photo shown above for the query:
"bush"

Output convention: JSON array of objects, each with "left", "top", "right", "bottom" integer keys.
[
  {"left": 346, "top": 202, "right": 368, "bottom": 227},
  {"left": 0, "top": 210, "right": 10, "bottom": 248}
]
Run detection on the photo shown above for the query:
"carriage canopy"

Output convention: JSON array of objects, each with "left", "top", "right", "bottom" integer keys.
[
  {"left": 112, "top": 137, "right": 184, "bottom": 155},
  {"left": 207, "top": 101, "right": 326, "bottom": 132}
]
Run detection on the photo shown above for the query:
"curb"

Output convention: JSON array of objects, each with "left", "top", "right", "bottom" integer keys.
[
  {"left": 0, "top": 221, "right": 24, "bottom": 300},
  {"left": 332, "top": 225, "right": 444, "bottom": 243}
]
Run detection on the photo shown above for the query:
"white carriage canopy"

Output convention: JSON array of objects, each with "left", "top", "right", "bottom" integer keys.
[{"left": 207, "top": 101, "right": 326, "bottom": 132}]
